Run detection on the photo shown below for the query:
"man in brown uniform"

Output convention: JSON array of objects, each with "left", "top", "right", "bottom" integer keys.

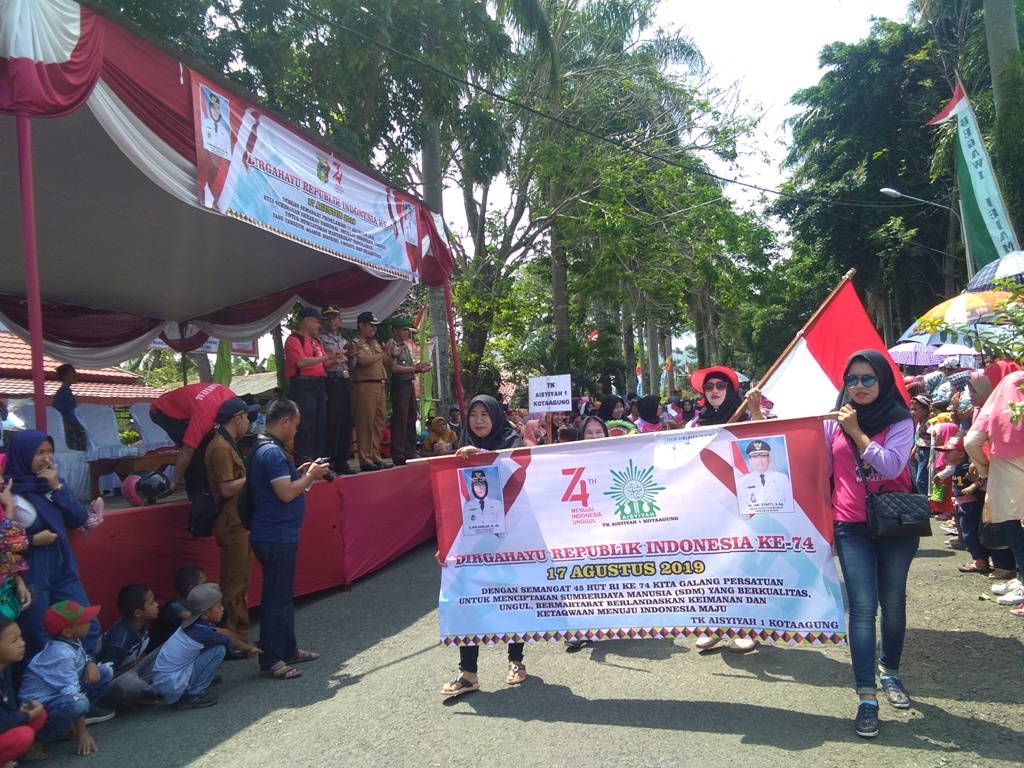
[
  {"left": 351, "top": 311, "right": 397, "bottom": 471},
  {"left": 204, "top": 396, "right": 260, "bottom": 643}
]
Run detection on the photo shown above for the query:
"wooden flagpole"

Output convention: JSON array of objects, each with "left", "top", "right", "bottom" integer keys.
[{"left": 726, "top": 268, "right": 857, "bottom": 423}]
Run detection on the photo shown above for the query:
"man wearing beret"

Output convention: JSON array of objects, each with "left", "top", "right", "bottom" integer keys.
[
  {"left": 388, "top": 318, "right": 430, "bottom": 466},
  {"left": 738, "top": 440, "right": 791, "bottom": 515}
]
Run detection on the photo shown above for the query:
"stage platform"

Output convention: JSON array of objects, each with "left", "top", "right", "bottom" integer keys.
[{"left": 71, "top": 462, "right": 436, "bottom": 627}]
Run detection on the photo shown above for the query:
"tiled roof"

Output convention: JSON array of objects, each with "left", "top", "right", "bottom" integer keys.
[
  {"left": 0, "top": 332, "right": 139, "bottom": 383},
  {"left": 0, "top": 378, "right": 164, "bottom": 404},
  {"left": 0, "top": 332, "right": 164, "bottom": 403}
]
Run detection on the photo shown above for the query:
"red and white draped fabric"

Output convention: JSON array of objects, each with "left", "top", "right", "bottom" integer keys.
[{"left": 0, "top": 0, "right": 454, "bottom": 368}]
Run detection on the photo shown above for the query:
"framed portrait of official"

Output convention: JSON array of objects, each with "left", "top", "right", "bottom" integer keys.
[
  {"left": 732, "top": 436, "right": 796, "bottom": 516},
  {"left": 460, "top": 465, "right": 505, "bottom": 536}
]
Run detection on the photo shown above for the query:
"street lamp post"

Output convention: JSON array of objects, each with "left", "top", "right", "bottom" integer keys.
[{"left": 879, "top": 187, "right": 974, "bottom": 286}]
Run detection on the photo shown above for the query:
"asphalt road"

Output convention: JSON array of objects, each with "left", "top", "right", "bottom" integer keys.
[{"left": 37, "top": 532, "right": 1023, "bottom": 768}]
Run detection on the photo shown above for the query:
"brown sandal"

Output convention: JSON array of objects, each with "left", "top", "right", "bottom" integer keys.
[{"left": 506, "top": 662, "right": 527, "bottom": 685}]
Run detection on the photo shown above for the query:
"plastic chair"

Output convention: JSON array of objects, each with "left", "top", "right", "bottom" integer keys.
[
  {"left": 11, "top": 405, "right": 91, "bottom": 501},
  {"left": 128, "top": 402, "right": 175, "bottom": 454},
  {"left": 76, "top": 404, "right": 140, "bottom": 495}
]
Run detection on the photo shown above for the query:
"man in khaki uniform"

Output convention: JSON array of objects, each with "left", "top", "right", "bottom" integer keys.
[
  {"left": 205, "top": 396, "right": 260, "bottom": 641},
  {"left": 351, "top": 311, "right": 397, "bottom": 471}
]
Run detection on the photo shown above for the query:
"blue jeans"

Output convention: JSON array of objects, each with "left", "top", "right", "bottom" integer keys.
[
  {"left": 834, "top": 522, "right": 919, "bottom": 695},
  {"left": 913, "top": 448, "right": 930, "bottom": 494},
  {"left": 37, "top": 664, "right": 112, "bottom": 742},
  {"left": 187, "top": 645, "right": 226, "bottom": 697},
  {"left": 958, "top": 499, "right": 1016, "bottom": 570},
  {"left": 1000, "top": 519, "right": 1024, "bottom": 578},
  {"left": 250, "top": 539, "right": 298, "bottom": 671}
]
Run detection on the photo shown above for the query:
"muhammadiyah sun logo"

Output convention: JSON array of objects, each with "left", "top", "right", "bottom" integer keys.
[{"left": 604, "top": 460, "right": 664, "bottom": 520}]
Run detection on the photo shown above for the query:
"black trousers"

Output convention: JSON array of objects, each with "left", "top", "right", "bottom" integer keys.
[
  {"left": 324, "top": 377, "right": 353, "bottom": 466},
  {"left": 288, "top": 377, "right": 326, "bottom": 463},
  {"left": 389, "top": 378, "right": 417, "bottom": 463},
  {"left": 150, "top": 409, "right": 209, "bottom": 498}
]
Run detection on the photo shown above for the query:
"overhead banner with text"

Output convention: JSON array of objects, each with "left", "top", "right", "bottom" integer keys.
[
  {"left": 431, "top": 417, "right": 846, "bottom": 647},
  {"left": 192, "top": 74, "right": 421, "bottom": 281}
]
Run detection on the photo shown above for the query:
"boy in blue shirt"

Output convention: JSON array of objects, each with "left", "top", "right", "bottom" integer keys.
[
  {"left": 97, "top": 583, "right": 161, "bottom": 708},
  {"left": 151, "top": 583, "right": 260, "bottom": 709},
  {"left": 19, "top": 601, "right": 113, "bottom": 756}
]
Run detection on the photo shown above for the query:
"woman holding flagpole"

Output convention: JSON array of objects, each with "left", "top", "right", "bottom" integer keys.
[{"left": 825, "top": 350, "right": 917, "bottom": 739}]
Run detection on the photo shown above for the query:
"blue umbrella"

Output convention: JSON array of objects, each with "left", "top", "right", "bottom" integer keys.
[{"left": 966, "top": 251, "right": 1024, "bottom": 291}]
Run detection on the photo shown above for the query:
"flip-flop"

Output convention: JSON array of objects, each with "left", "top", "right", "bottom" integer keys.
[
  {"left": 285, "top": 650, "right": 320, "bottom": 664},
  {"left": 1010, "top": 606, "right": 1024, "bottom": 618},
  {"left": 506, "top": 662, "right": 527, "bottom": 685},
  {"left": 441, "top": 676, "right": 479, "bottom": 697},
  {"left": 262, "top": 663, "right": 302, "bottom": 680},
  {"left": 959, "top": 562, "right": 991, "bottom": 573}
]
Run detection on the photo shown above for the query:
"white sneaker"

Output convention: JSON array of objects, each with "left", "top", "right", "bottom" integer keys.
[
  {"left": 695, "top": 635, "right": 722, "bottom": 650},
  {"left": 995, "top": 587, "right": 1024, "bottom": 606},
  {"left": 991, "top": 578, "right": 1022, "bottom": 596}
]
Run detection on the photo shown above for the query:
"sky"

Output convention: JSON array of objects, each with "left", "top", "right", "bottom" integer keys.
[{"left": 656, "top": 0, "right": 916, "bottom": 208}]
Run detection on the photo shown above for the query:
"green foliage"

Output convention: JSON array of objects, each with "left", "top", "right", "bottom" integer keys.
[{"left": 993, "top": 50, "right": 1024, "bottom": 239}]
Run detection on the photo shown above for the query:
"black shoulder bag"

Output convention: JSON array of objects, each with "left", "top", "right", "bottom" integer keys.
[{"left": 847, "top": 435, "right": 932, "bottom": 539}]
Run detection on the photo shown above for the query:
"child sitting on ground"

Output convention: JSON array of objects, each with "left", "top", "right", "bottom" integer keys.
[
  {"left": 148, "top": 565, "right": 206, "bottom": 650},
  {"left": 19, "top": 601, "right": 113, "bottom": 757},
  {"left": 0, "top": 619, "right": 46, "bottom": 766},
  {"left": 97, "top": 584, "right": 161, "bottom": 709},
  {"left": 151, "top": 584, "right": 260, "bottom": 710}
]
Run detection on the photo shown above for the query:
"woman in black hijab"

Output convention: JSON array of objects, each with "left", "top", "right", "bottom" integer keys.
[
  {"left": 827, "top": 349, "right": 916, "bottom": 739},
  {"left": 596, "top": 395, "right": 625, "bottom": 422},
  {"left": 441, "top": 395, "right": 526, "bottom": 695},
  {"left": 456, "top": 395, "right": 524, "bottom": 455},
  {"left": 689, "top": 367, "right": 763, "bottom": 426}
]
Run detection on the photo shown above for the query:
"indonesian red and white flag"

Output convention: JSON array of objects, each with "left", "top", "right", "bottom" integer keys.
[
  {"left": 926, "top": 81, "right": 967, "bottom": 125},
  {"left": 758, "top": 281, "right": 908, "bottom": 419}
]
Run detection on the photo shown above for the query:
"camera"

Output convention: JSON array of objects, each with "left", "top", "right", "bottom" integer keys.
[{"left": 314, "top": 458, "right": 338, "bottom": 483}]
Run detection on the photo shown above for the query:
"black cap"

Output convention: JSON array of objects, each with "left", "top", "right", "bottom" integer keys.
[
  {"left": 216, "top": 396, "right": 261, "bottom": 424},
  {"left": 322, "top": 303, "right": 341, "bottom": 316},
  {"left": 298, "top": 306, "right": 325, "bottom": 321},
  {"left": 357, "top": 310, "right": 380, "bottom": 325},
  {"left": 745, "top": 440, "right": 771, "bottom": 456},
  {"left": 470, "top": 470, "right": 487, "bottom": 483}
]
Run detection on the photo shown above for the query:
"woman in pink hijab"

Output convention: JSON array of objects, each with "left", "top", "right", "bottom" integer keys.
[
  {"left": 522, "top": 419, "right": 546, "bottom": 446},
  {"left": 964, "top": 360, "right": 1024, "bottom": 611}
]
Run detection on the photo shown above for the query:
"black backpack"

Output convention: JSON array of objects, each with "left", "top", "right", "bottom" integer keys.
[{"left": 237, "top": 438, "right": 272, "bottom": 530}]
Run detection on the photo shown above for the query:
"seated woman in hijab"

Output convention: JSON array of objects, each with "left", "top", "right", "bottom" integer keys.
[
  {"left": 4, "top": 430, "right": 98, "bottom": 663},
  {"left": 686, "top": 367, "right": 764, "bottom": 428},
  {"left": 437, "top": 396, "right": 527, "bottom": 696}
]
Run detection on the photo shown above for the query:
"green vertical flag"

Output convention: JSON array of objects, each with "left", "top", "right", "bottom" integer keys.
[
  {"left": 212, "top": 340, "right": 233, "bottom": 385},
  {"left": 927, "top": 82, "right": 1020, "bottom": 271},
  {"left": 418, "top": 306, "right": 433, "bottom": 426}
]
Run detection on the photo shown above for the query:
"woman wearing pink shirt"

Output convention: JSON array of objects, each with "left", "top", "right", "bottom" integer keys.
[{"left": 825, "top": 350, "right": 916, "bottom": 739}]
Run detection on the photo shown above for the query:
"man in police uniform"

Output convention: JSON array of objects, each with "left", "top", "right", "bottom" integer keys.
[
  {"left": 461, "top": 470, "right": 504, "bottom": 534},
  {"left": 314, "top": 303, "right": 357, "bottom": 474},
  {"left": 739, "top": 440, "right": 791, "bottom": 514},
  {"left": 351, "top": 311, "right": 395, "bottom": 471},
  {"left": 388, "top": 318, "right": 430, "bottom": 466}
]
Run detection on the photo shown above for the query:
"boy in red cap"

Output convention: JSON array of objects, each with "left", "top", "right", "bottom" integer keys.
[{"left": 19, "top": 600, "right": 113, "bottom": 756}]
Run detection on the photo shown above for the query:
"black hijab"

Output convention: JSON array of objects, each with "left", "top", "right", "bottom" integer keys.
[
  {"left": 636, "top": 395, "right": 661, "bottom": 424},
  {"left": 834, "top": 349, "right": 911, "bottom": 436},
  {"left": 695, "top": 375, "right": 743, "bottom": 426},
  {"left": 458, "top": 395, "right": 524, "bottom": 451},
  {"left": 596, "top": 395, "right": 622, "bottom": 422}
]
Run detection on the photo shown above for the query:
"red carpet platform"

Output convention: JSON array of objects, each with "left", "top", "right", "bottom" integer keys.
[{"left": 71, "top": 463, "right": 435, "bottom": 627}]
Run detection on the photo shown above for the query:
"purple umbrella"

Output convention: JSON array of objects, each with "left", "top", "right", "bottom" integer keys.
[{"left": 887, "top": 342, "right": 943, "bottom": 366}]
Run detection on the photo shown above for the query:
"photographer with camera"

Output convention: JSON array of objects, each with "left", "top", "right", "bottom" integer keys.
[{"left": 248, "top": 399, "right": 329, "bottom": 680}]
